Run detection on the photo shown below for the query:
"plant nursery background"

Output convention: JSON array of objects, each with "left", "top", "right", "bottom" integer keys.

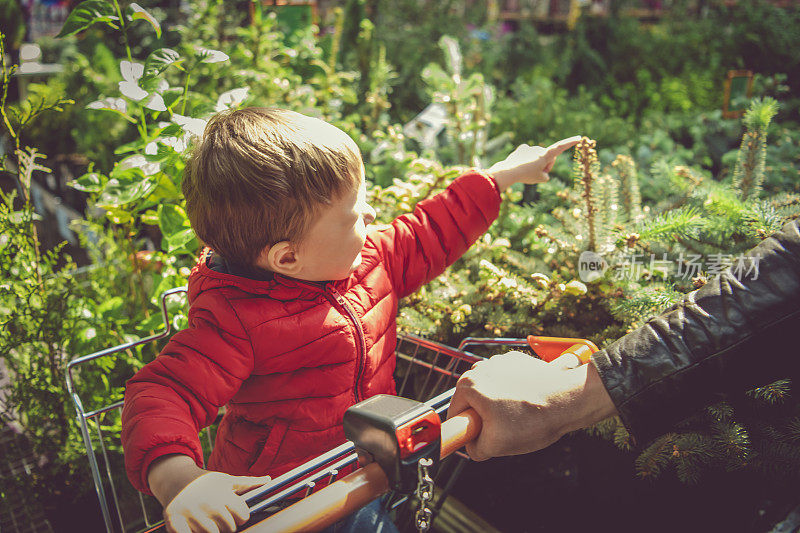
[{"left": 1, "top": 0, "right": 799, "bottom": 531}]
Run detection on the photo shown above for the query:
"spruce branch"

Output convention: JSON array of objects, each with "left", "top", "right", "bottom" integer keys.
[
  {"left": 712, "top": 419, "right": 752, "bottom": 469},
  {"left": 573, "top": 137, "right": 600, "bottom": 251},
  {"left": 747, "top": 379, "right": 791, "bottom": 405},
  {"left": 751, "top": 441, "right": 800, "bottom": 479},
  {"left": 586, "top": 417, "right": 621, "bottom": 440},
  {"left": 613, "top": 420, "right": 632, "bottom": 451},
  {"left": 611, "top": 154, "right": 642, "bottom": 221},
  {"left": 786, "top": 417, "right": 800, "bottom": 443},
  {"left": 743, "top": 200, "right": 785, "bottom": 240},
  {"left": 673, "top": 433, "right": 715, "bottom": 484},
  {"left": 635, "top": 433, "right": 676, "bottom": 479},
  {"left": 706, "top": 402, "right": 734, "bottom": 422},
  {"left": 610, "top": 285, "right": 682, "bottom": 325},
  {"left": 733, "top": 98, "right": 779, "bottom": 200},
  {"left": 617, "top": 207, "right": 703, "bottom": 247},
  {"left": 597, "top": 173, "right": 619, "bottom": 247}
]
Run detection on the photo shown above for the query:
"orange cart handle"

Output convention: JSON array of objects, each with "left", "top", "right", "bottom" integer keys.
[
  {"left": 527, "top": 335, "right": 599, "bottom": 364},
  {"left": 243, "top": 409, "right": 482, "bottom": 533},
  {"left": 245, "top": 338, "right": 597, "bottom": 532}
]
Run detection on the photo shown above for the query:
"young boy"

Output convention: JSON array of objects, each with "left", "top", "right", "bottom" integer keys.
[{"left": 121, "top": 107, "right": 578, "bottom": 532}]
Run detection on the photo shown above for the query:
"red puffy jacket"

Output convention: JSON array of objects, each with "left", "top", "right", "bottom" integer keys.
[{"left": 121, "top": 171, "right": 500, "bottom": 494}]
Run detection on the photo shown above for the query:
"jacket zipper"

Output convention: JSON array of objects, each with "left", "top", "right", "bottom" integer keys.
[
  {"left": 326, "top": 286, "right": 367, "bottom": 403},
  {"left": 273, "top": 275, "right": 367, "bottom": 403}
]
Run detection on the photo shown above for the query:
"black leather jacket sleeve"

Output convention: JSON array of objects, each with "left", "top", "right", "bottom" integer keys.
[{"left": 592, "top": 220, "right": 800, "bottom": 445}]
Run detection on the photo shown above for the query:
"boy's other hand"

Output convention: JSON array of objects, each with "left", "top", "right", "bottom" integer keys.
[
  {"left": 487, "top": 135, "right": 581, "bottom": 192},
  {"left": 162, "top": 471, "right": 269, "bottom": 533},
  {"left": 148, "top": 454, "right": 269, "bottom": 533}
]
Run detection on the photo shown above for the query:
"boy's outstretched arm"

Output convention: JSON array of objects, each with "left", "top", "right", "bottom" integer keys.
[{"left": 369, "top": 136, "right": 580, "bottom": 298}]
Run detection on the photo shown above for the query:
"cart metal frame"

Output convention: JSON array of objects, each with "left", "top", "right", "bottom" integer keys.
[{"left": 66, "top": 288, "right": 519, "bottom": 532}]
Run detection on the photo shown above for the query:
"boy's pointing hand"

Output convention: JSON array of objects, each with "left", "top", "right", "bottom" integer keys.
[{"left": 487, "top": 135, "right": 581, "bottom": 192}]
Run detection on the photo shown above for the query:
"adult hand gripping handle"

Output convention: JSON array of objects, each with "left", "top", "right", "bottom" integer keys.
[{"left": 243, "top": 338, "right": 598, "bottom": 532}]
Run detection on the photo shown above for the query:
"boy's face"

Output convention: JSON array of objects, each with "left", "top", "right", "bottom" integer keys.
[{"left": 294, "top": 163, "right": 377, "bottom": 281}]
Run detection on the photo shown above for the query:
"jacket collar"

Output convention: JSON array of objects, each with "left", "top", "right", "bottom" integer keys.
[{"left": 201, "top": 250, "right": 352, "bottom": 295}]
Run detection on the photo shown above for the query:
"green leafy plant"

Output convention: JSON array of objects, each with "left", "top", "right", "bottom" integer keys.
[
  {"left": 420, "top": 35, "right": 511, "bottom": 167},
  {"left": 0, "top": 30, "right": 148, "bottom": 521}
]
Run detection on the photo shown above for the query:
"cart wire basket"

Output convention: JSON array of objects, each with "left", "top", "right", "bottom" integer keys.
[{"left": 66, "top": 287, "right": 597, "bottom": 532}]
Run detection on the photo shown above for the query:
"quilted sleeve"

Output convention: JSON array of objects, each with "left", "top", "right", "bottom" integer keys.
[
  {"left": 369, "top": 170, "right": 501, "bottom": 298},
  {"left": 121, "top": 292, "right": 254, "bottom": 494}
]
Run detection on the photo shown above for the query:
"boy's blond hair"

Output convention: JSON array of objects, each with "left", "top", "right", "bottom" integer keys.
[{"left": 183, "top": 107, "right": 362, "bottom": 267}]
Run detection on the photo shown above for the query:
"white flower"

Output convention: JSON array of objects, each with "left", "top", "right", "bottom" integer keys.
[
  {"left": 440, "top": 36, "right": 462, "bottom": 77},
  {"left": 498, "top": 276, "right": 518, "bottom": 289},
  {"left": 564, "top": 280, "right": 588, "bottom": 295},
  {"left": 215, "top": 87, "right": 249, "bottom": 112},
  {"left": 479, "top": 259, "right": 503, "bottom": 276},
  {"left": 370, "top": 139, "right": 392, "bottom": 160},
  {"left": 172, "top": 114, "right": 208, "bottom": 137},
  {"left": 144, "top": 93, "right": 167, "bottom": 111},
  {"left": 162, "top": 136, "right": 188, "bottom": 153},
  {"left": 196, "top": 47, "right": 229, "bottom": 64},
  {"left": 120, "top": 60, "right": 144, "bottom": 80},
  {"left": 87, "top": 97, "right": 127, "bottom": 113},
  {"left": 119, "top": 61, "right": 147, "bottom": 101},
  {"left": 145, "top": 142, "right": 158, "bottom": 155},
  {"left": 118, "top": 154, "right": 161, "bottom": 176}
]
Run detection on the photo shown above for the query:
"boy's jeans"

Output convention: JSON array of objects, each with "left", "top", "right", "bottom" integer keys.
[{"left": 321, "top": 498, "right": 399, "bottom": 533}]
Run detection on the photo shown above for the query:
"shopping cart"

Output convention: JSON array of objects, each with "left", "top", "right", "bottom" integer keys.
[{"left": 66, "top": 287, "right": 597, "bottom": 533}]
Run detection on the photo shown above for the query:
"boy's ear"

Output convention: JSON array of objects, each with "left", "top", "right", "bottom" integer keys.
[{"left": 257, "top": 241, "right": 302, "bottom": 276}]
